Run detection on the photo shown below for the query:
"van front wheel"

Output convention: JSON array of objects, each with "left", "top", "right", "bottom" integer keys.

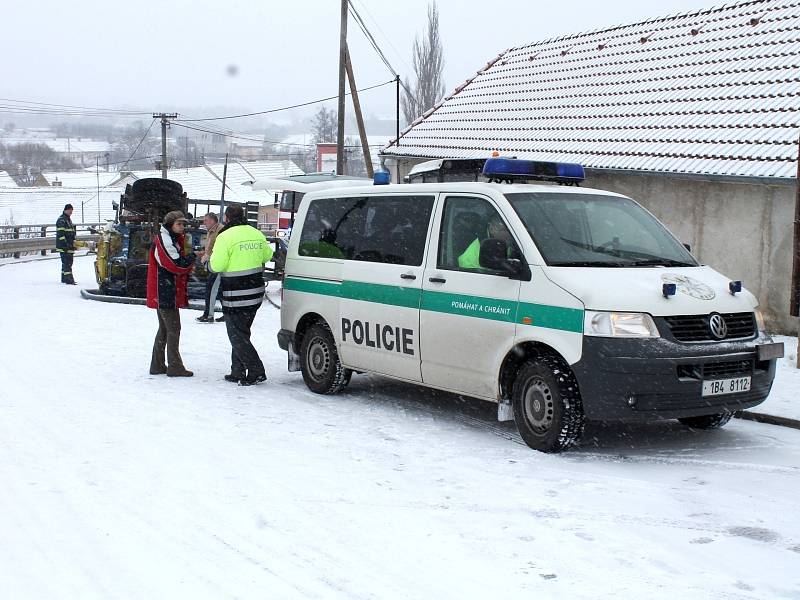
[
  {"left": 300, "top": 322, "right": 348, "bottom": 394},
  {"left": 512, "top": 357, "right": 584, "bottom": 453}
]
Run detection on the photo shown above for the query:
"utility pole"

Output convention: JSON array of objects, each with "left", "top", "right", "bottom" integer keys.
[
  {"left": 345, "top": 45, "right": 373, "bottom": 177},
  {"left": 153, "top": 113, "right": 178, "bottom": 178},
  {"left": 336, "top": 0, "right": 348, "bottom": 175},
  {"left": 220, "top": 153, "right": 229, "bottom": 219},
  {"left": 791, "top": 133, "right": 800, "bottom": 367},
  {"left": 96, "top": 156, "right": 101, "bottom": 221},
  {"left": 396, "top": 75, "right": 400, "bottom": 147}
]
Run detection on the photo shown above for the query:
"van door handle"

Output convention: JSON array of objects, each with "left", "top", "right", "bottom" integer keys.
[
  {"left": 400, "top": 273, "right": 416, "bottom": 280},
  {"left": 428, "top": 276, "right": 446, "bottom": 284}
]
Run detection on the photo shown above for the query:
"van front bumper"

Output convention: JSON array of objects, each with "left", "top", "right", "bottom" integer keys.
[{"left": 570, "top": 336, "right": 782, "bottom": 421}]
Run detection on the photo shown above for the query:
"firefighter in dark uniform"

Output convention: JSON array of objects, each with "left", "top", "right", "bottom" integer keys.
[{"left": 56, "top": 203, "right": 77, "bottom": 284}]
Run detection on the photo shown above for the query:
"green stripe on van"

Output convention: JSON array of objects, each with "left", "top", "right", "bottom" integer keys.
[
  {"left": 341, "top": 280, "right": 421, "bottom": 309},
  {"left": 421, "top": 290, "right": 583, "bottom": 333},
  {"left": 421, "top": 290, "right": 518, "bottom": 324},
  {"left": 283, "top": 276, "right": 583, "bottom": 333},
  {"left": 518, "top": 301, "right": 584, "bottom": 333},
  {"left": 283, "top": 277, "right": 342, "bottom": 297},
  {"left": 283, "top": 277, "right": 421, "bottom": 308}
]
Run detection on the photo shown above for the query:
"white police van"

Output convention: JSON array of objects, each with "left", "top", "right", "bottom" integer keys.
[{"left": 276, "top": 158, "right": 784, "bottom": 452}]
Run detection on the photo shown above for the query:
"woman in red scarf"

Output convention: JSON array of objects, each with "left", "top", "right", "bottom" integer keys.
[{"left": 146, "top": 210, "right": 196, "bottom": 376}]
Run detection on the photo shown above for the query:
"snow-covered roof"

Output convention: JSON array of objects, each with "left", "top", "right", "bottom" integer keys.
[
  {"left": 119, "top": 160, "right": 303, "bottom": 207},
  {"left": 0, "top": 187, "right": 121, "bottom": 225},
  {"left": 383, "top": 0, "right": 800, "bottom": 179},
  {"left": 0, "top": 171, "right": 17, "bottom": 188},
  {"left": 39, "top": 171, "right": 120, "bottom": 188},
  {"left": 2, "top": 137, "right": 111, "bottom": 154}
]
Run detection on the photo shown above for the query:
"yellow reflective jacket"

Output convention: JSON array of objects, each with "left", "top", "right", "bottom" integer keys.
[
  {"left": 210, "top": 223, "right": 273, "bottom": 273},
  {"left": 210, "top": 222, "right": 274, "bottom": 313}
]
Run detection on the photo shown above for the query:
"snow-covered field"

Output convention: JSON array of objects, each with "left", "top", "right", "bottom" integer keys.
[{"left": 1, "top": 256, "right": 799, "bottom": 599}]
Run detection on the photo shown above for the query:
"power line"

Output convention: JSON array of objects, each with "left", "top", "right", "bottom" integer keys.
[
  {"left": 0, "top": 106, "right": 151, "bottom": 119},
  {"left": 0, "top": 97, "right": 150, "bottom": 115},
  {"left": 72, "top": 118, "right": 157, "bottom": 210},
  {"left": 120, "top": 119, "right": 157, "bottom": 171},
  {"left": 348, "top": 2, "right": 396, "bottom": 78},
  {"left": 350, "top": 0, "right": 412, "bottom": 73},
  {"left": 347, "top": 2, "right": 414, "bottom": 98},
  {"left": 171, "top": 121, "right": 384, "bottom": 150},
  {"left": 175, "top": 79, "right": 395, "bottom": 122}
]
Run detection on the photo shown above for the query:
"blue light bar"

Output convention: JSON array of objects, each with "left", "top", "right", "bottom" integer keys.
[
  {"left": 662, "top": 283, "right": 677, "bottom": 298},
  {"left": 729, "top": 280, "right": 742, "bottom": 295},
  {"left": 482, "top": 157, "right": 585, "bottom": 184},
  {"left": 373, "top": 170, "right": 391, "bottom": 185}
]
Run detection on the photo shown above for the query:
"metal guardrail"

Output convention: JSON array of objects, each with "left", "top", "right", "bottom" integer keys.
[{"left": 0, "top": 222, "right": 104, "bottom": 258}]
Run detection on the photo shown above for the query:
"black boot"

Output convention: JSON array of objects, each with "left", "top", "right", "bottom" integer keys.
[{"left": 239, "top": 372, "right": 267, "bottom": 386}]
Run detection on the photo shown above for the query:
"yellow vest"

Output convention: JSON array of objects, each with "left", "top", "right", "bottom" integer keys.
[{"left": 210, "top": 223, "right": 273, "bottom": 273}]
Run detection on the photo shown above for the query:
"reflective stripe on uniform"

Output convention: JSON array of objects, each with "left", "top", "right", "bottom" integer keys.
[
  {"left": 222, "top": 286, "right": 264, "bottom": 297},
  {"left": 220, "top": 267, "right": 263, "bottom": 277},
  {"left": 221, "top": 297, "right": 264, "bottom": 308}
]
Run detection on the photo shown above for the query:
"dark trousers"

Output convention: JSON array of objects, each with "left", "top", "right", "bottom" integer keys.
[
  {"left": 150, "top": 308, "right": 186, "bottom": 374},
  {"left": 225, "top": 309, "right": 264, "bottom": 378},
  {"left": 60, "top": 252, "right": 74, "bottom": 284},
  {"left": 203, "top": 272, "right": 220, "bottom": 317}
]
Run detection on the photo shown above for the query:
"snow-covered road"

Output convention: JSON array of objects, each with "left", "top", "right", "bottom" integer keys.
[{"left": 1, "top": 256, "right": 798, "bottom": 599}]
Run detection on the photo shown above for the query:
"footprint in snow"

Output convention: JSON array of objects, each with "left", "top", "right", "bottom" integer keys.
[{"left": 690, "top": 537, "right": 714, "bottom": 544}]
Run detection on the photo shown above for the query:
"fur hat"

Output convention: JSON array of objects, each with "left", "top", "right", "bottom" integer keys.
[{"left": 163, "top": 211, "right": 188, "bottom": 226}]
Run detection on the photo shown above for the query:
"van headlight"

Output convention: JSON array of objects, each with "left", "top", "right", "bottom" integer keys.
[
  {"left": 754, "top": 308, "right": 766, "bottom": 334},
  {"left": 584, "top": 311, "right": 660, "bottom": 338}
]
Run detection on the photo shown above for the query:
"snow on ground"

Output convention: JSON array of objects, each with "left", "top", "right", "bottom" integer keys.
[
  {"left": 759, "top": 335, "right": 800, "bottom": 421},
  {"left": 1, "top": 256, "right": 799, "bottom": 599}
]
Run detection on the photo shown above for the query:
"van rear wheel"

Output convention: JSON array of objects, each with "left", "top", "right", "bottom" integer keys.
[
  {"left": 512, "top": 356, "right": 584, "bottom": 453},
  {"left": 678, "top": 412, "right": 733, "bottom": 429},
  {"left": 299, "top": 322, "right": 348, "bottom": 394}
]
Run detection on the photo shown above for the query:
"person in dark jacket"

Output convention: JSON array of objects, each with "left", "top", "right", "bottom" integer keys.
[
  {"left": 56, "top": 204, "right": 77, "bottom": 284},
  {"left": 146, "top": 210, "right": 195, "bottom": 377}
]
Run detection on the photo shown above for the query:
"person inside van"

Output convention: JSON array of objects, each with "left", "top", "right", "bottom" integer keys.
[{"left": 457, "top": 215, "right": 513, "bottom": 270}]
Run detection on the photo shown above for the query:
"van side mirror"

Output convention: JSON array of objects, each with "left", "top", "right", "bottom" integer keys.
[
  {"left": 683, "top": 242, "right": 691, "bottom": 252},
  {"left": 479, "top": 239, "right": 530, "bottom": 280}
]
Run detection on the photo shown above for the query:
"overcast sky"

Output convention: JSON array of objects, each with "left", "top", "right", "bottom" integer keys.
[{"left": 3, "top": 0, "right": 720, "bottom": 125}]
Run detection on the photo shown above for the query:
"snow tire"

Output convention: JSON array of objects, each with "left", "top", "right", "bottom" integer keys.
[
  {"left": 299, "top": 321, "right": 348, "bottom": 395},
  {"left": 512, "top": 355, "right": 585, "bottom": 453},
  {"left": 678, "top": 412, "right": 733, "bottom": 430}
]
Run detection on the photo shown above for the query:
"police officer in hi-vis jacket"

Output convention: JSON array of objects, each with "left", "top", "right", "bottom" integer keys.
[{"left": 210, "top": 204, "right": 274, "bottom": 386}]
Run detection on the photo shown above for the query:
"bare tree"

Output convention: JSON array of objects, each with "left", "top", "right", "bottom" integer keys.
[
  {"left": 402, "top": 1, "right": 446, "bottom": 126},
  {"left": 5, "top": 143, "right": 75, "bottom": 185},
  {"left": 110, "top": 122, "right": 159, "bottom": 171},
  {"left": 311, "top": 106, "right": 337, "bottom": 144}
]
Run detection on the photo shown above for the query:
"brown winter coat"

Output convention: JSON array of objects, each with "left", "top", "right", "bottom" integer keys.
[{"left": 203, "top": 222, "right": 222, "bottom": 264}]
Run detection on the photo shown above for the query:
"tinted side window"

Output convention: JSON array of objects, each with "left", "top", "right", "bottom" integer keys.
[
  {"left": 357, "top": 196, "right": 433, "bottom": 265},
  {"left": 299, "top": 197, "right": 367, "bottom": 259},
  {"left": 438, "top": 196, "right": 520, "bottom": 274},
  {"left": 298, "top": 195, "right": 434, "bottom": 266}
]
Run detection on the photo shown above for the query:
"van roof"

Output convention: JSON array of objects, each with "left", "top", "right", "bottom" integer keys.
[{"left": 302, "top": 181, "right": 629, "bottom": 201}]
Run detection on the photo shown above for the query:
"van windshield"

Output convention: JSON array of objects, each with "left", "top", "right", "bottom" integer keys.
[{"left": 506, "top": 192, "right": 698, "bottom": 267}]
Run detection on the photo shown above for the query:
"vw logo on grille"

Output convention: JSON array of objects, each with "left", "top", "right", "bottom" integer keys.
[{"left": 708, "top": 313, "right": 728, "bottom": 340}]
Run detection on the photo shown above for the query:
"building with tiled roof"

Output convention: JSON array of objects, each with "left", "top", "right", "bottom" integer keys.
[
  {"left": 384, "top": 0, "right": 800, "bottom": 179},
  {"left": 383, "top": 0, "right": 799, "bottom": 333}
]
